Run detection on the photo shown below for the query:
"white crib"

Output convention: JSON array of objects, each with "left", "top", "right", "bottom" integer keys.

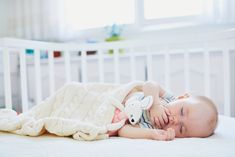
[{"left": 0, "top": 35, "right": 234, "bottom": 117}]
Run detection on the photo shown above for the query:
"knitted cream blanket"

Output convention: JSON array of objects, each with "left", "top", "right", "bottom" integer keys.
[{"left": 0, "top": 81, "right": 143, "bottom": 140}]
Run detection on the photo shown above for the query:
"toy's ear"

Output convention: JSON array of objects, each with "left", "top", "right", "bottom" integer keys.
[
  {"left": 140, "top": 96, "right": 153, "bottom": 110},
  {"left": 177, "top": 93, "right": 190, "bottom": 99}
]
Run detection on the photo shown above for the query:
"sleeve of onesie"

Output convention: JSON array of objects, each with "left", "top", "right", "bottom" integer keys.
[{"left": 161, "top": 92, "right": 176, "bottom": 104}]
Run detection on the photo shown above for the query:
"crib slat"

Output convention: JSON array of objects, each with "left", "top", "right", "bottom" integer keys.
[
  {"left": 164, "top": 49, "right": 170, "bottom": 91},
  {"left": 184, "top": 52, "right": 190, "bottom": 91},
  {"left": 81, "top": 50, "right": 87, "bottom": 83},
  {"left": 64, "top": 50, "right": 71, "bottom": 83},
  {"left": 204, "top": 50, "right": 210, "bottom": 97},
  {"left": 130, "top": 49, "right": 136, "bottom": 80},
  {"left": 48, "top": 50, "right": 55, "bottom": 95},
  {"left": 98, "top": 49, "right": 104, "bottom": 82},
  {"left": 223, "top": 49, "right": 231, "bottom": 116},
  {"left": 20, "top": 49, "right": 28, "bottom": 112},
  {"left": 114, "top": 49, "right": 120, "bottom": 83},
  {"left": 34, "top": 49, "right": 42, "bottom": 104},
  {"left": 3, "top": 48, "right": 12, "bottom": 109},
  {"left": 146, "top": 53, "right": 153, "bottom": 80}
]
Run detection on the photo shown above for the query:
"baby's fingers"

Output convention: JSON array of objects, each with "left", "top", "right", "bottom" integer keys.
[
  {"left": 162, "top": 112, "right": 169, "bottom": 124},
  {"left": 154, "top": 117, "right": 161, "bottom": 129},
  {"left": 164, "top": 107, "right": 171, "bottom": 116},
  {"left": 156, "top": 130, "right": 168, "bottom": 140},
  {"left": 150, "top": 116, "right": 155, "bottom": 126},
  {"left": 158, "top": 116, "right": 165, "bottom": 128},
  {"left": 166, "top": 128, "right": 175, "bottom": 140}
]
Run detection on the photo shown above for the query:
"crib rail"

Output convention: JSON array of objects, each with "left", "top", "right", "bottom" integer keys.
[{"left": 0, "top": 36, "right": 234, "bottom": 116}]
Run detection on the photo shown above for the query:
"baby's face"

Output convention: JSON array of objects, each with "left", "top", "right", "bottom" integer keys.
[{"left": 162, "top": 98, "right": 212, "bottom": 138}]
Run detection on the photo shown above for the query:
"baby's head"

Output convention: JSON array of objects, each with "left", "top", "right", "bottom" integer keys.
[{"left": 163, "top": 95, "right": 218, "bottom": 138}]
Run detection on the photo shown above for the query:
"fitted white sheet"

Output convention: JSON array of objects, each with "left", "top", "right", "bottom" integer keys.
[{"left": 0, "top": 115, "right": 235, "bottom": 157}]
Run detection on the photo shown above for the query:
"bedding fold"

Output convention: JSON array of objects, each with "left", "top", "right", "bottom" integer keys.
[{"left": 0, "top": 81, "right": 143, "bottom": 140}]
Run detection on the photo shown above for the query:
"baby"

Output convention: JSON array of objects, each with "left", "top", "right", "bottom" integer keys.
[{"left": 111, "top": 81, "right": 218, "bottom": 141}]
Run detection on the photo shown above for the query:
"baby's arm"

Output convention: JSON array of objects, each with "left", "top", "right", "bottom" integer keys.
[
  {"left": 118, "top": 124, "right": 175, "bottom": 141},
  {"left": 143, "top": 81, "right": 165, "bottom": 104},
  {"left": 143, "top": 81, "right": 171, "bottom": 128}
]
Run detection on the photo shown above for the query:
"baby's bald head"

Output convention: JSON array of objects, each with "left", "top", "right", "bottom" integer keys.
[{"left": 193, "top": 95, "right": 218, "bottom": 137}]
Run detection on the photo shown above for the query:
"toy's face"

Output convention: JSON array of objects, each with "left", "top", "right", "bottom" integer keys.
[
  {"left": 124, "top": 94, "right": 153, "bottom": 125},
  {"left": 124, "top": 101, "right": 142, "bottom": 125}
]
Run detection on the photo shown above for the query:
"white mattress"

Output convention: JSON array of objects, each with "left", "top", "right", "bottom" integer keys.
[{"left": 0, "top": 115, "right": 235, "bottom": 157}]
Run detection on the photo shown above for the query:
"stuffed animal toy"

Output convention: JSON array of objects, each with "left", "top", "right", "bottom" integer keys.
[
  {"left": 107, "top": 92, "right": 153, "bottom": 131},
  {"left": 124, "top": 92, "right": 153, "bottom": 125}
]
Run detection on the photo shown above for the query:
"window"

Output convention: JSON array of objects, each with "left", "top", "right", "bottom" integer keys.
[
  {"left": 144, "top": 0, "right": 205, "bottom": 19},
  {"left": 62, "top": 0, "right": 230, "bottom": 37},
  {"left": 64, "top": 0, "right": 135, "bottom": 31},
  {"left": 135, "top": 0, "right": 214, "bottom": 27}
]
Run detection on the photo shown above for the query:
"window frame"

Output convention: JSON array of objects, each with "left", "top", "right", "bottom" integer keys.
[
  {"left": 134, "top": 0, "right": 215, "bottom": 29},
  {"left": 64, "top": 0, "right": 234, "bottom": 41}
]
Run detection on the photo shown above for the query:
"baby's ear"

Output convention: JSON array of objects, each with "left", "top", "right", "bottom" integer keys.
[{"left": 140, "top": 96, "right": 153, "bottom": 110}]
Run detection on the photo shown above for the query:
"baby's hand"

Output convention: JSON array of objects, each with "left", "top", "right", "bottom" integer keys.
[
  {"left": 151, "top": 128, "right": 175, "bottom": 141},
  {"left": 150, "top": 104, "right": 171, "bottom": 129}
]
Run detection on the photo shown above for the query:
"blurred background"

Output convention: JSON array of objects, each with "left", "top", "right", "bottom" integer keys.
[
  {"left": 0, "top": 0, "right": 235, "bottom": 42},
  {"left": 0, "top": 0, "right": 234, "bottom": 116}
]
